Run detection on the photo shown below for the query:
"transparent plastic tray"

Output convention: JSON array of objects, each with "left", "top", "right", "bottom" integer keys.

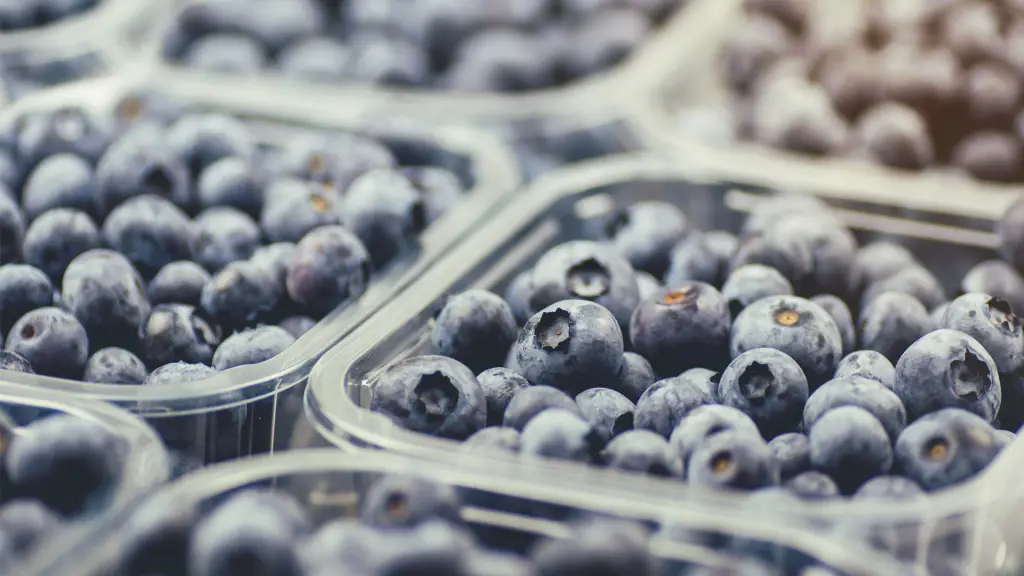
[
  {"left": 0, "top": 73, "right": 520, "bottom": 476},
  {"left": 0, "top": 379, "right": 168, "bottom": 576},
  {"left": 631, "top": 0, "right": 1024, "bottom": 206},
  {"left": 306, "top": 154, "right": 1024, "bottom": 575},
  {"left": 52, "top": 448, "right": 905, "bottom": 576}
]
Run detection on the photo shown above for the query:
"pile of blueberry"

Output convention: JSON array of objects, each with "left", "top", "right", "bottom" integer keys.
[
  {"left": 163, "top": 0, "right": 681, "bottom": 91},
  {"left": 0, "top": 412, "right": 128, "bottom": 571},
  {"left": 0, "top": 103, "right": 465, "bottom": 388},
  {"left": 0, "top": 0, "right": 99, "bottom": 31},
  {"left": 716, "top": 0, "right": 1024, "bottom": 183},
  {"left": 370, "top": 192, "right": 1024, "bottom": 502}
]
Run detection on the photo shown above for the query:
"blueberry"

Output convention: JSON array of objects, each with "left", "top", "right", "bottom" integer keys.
[
  {"left": 476, "top": 367, "right": 530, "bottom": 427},
  {"left": 687, "top": 431, "right": 779, "bottom": 491},
  {"left": 212, "top": 325, "right": 295, "bottom": 370},
  {"left": 952, "top": 131, "right": 1021, "bottom": 183},
  {"left": 669, "top": 404, "right": 761, "bottom": 469},
  {"left": 346, "top": 31, "right": 430, "bottom": 86},
  {"left": 600, "top": 201, "right": 689, "bottom": 279},
  {"left": 140, "top": 304, "right": 220, "bottom": 367},
  {"left": 677, "top": 367, "right": 721, "bottom": 402},
  {"left": 853, "top": 102, "right": 934, "bottom": 170},
  {"left": 894, "top": 408, "right": 1002, "bottom": 491},
  {"left": 808, "top": 406, "right": 893, "bottom": 494},
  {"left": 6, "top": 414, "right": 124, "bottom": 516},
  {"left": 196, "top": 156, "right": 263, "bottom": 216},
  {"left": 529, "top": 241, "right": 639, "bottom": 332},
  {"left": 94, "top": 124, "right": 190, "bottom": 217},
  {"left": 0, "top": 500, "right": 59, "bottom": 556},
  {"left": 730, "top": 221, "right": 814, "bottom": 294},
  {"left": 515, "top": 300, "right": 623, "bottom": 394},
  {"left": 431, "top": 290, "right": 518, "bottom": 374},
  {"left": 201, "top": 260, "right": 279, "bottom": 331},
  {"left": 861, "top": 266, "right": 946, "bottom": 311},
  {"left": 102, "top": 195, "right": 195, "bottom": 278},
  {"left": 803, "top": 375, "right": 907, "bottom": 442},
  {"left": 167, "top": 113, "right": 254, "bottom": 175},
  {"left": 810, "top": 295, "right": 854, "bottom": 356},
  {"left": 854, "top": 476, "right": 924, "bottom": 500},
  {"left": 5, "top": 307, "right": 87, "bottom": 379},
  {"left": 503, "top": 385, "right": 581, "bottom": 431},
  {"left": 286, "top": 225, "right": 371, "bottom": 318},
  {"left": 719, "top": 348, "right": 809, "bottom": 439},
  {"left": 21, "top": 208, "right": 99, "bottom": 282},
  {"left": 852, "top": 241, "right": 919, "bottom": 293},
  {"left": 721, "top": 264, "right": 794, "bottom": 318},
  {"left": 250, "top": 242, "right": 296, "bottom": 297},
  {"left": 941, "top": 293, "right": 1024, "bottom": 375},
  {"left": 785, "top": 471, "right": 841, "bottom": 500},
  {"left": 371, "top": 355, "right": 486, "bottom": 440},
  {"left": 182, "top": 34, "right": 268, "bottom": 74},
  {"left": 611, "top": 351, "right": 656, "bottom": 403},
  {"left": 664, "top": 231, "right": 738, "bottom": 289},
  {"left": 0, "top": 350, "right": 33, "bottom": 373},
  {"left": 20, "top": 153, "right": 95, "bottom": 220},
  {"left": 142, "top": 361, "right": 217, "bottom": 386},
  {"left": 564, "top": 8, "right": 651, "bottom": 78},
  {"left": 857, "top": 291, "right": 931, "bottom": 365},
  {"left": 16, "top": 107, "right": 113, "bottom": 169},
  {"left": 464, "top": 427, "right": 521, "bottom": 454},
  {"left": 893, "top": 329, "right": 1001, "bottom": 423},
  {"left": 83, "top": 347, "right": 147, "bottom": 384},
  {"left": 961, "top": 260, "right": 1024, "bottom": 315},
  {"left": 768, "top": 432, "right": 811, "bottom": 481},
  {"left": 531, "top": 518, "right": 655, "bottom": 576},
  {"left": 601, "top": 430, "right": 683, "bottom": 477},
  {"left": 575, "top": 387, "right": 635, "bottom": 444},
  {"left": 0, "top": 193, "right": 24, "bottom": 264},
  {"left": 0, "top": 264, "right": 52, "bottom": 334},
  {"left": 148, "top": 261, "right": 211, "bottom": 307},
  {"left": 633, "top": 376, "right": 713, "bottom": 439},
  {"left": 193, "top": 207, "right": 261, "bottom": 273},
  {"left": 730, "top": 295, "right": 842, "bottom": 388},
  {"left": 520, "top": 409, "right": 604, "bottom": 464},
  {"left": 504, "top": 270, "right": 534, "bottom": 325},
  {"left": 279, "top": 315, "right": 316, "bottom": 339},
  {"left": 998, "top": 196, "right": 1024, "bottom": 273},
  {"left": 444, "top": 28, "right": 556, "bottom": 92},
  {"left": 774, "top": 214, "right": 859, "bottom": 298},
  {"left": 361, "top": 475, "right": 461, "bottom": 531},
  {"left": 634, "top": 271, "right": 662, "bottom": 301},
  {"left": 340, "top": 168, "right": 431, "bottom": 267},
  {"left": 277, "top": 132, "right": 396, "bottom": 192},
  {"left": 62, "top": 249, "right": 150, "bottom": 351},
  {"left": 277, "top": 37, "right": 351, "bottom": 81},
  {"left": 631, "top": 282, "right": 731, "bottom": 375},
  {"left": 399, "top": 166, "right": 464, "bottom": 225},
  {"left": 835, "top": 350, "right": 896, "bottom": 389},
  {"left": 260, "top": 178, "right": 343, "bottom": 244}
]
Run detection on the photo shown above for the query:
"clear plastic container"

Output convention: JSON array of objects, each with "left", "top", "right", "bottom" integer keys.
[
  {"left": 0, "top": 73, "right": 521, "bottom": 476},
  {"left": 306, "top": 154, "right": 1024, "bottom": 575},
  {"left": 631, "top": 0, "right": 1024, "bottom": 203},
  {"left": 54, "top": 448, "right": 906, "bottom": 576},
  {"left": 0, "top": 379, "right": 168, "bottom": 576}
]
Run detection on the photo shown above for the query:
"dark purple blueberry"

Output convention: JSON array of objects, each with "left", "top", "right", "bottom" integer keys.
[
  {"left": 399, "top": 166, "right": 463, "bottom": 225},
  {"left": 503, "top": 385, "right": 581, "bottom": 431},
  {"left": 196, "top": 156, "right": 263, "bottom": 216},
  {"left": 835, "top": 350, "right": 895, "bottom": 389},
  {"left": 575, "top": 387, "right": 635, "bottom": 443},
  {"left": 20, "top": 153, "right": 96, "bottom": 220},
  {"left": 0, "top": 350, "right": 33, "bottom": 373},
  {"left": 810, "top": 295, "right": 854, "bottom": 355},
  {"left": 477, "top": 367, "right": 530, "bottom": 427},
  {"left": 83, "top": 347, "right": 147, "bottom": 385},
  {"left": 277, "top": 132, "right": 396, "bottom": 191},
  {"left": 361, "top": 475, "right": 461, "bottom": 531},
  {"left": 601, "top": 200, "right": 689, "bottom": 279},
  {"left": 5, "top": 307, "right": 88, "bottom": 379},
  {"left": 193, "top": 207, "right": 261, "bottom": 273},
  {"left": 631, "top": 282, "right": 731, "bottom": 375},
  {"left": 212, "top": 325, "right": 296, "bottom": 370},
  {"left": 894, "top": 408, "right": 1001, "bottom": 491},
  {"left": 768, "top": 432, "right": 810, "bottom": 481},
  {"left": 719, "top": 347, "right": 809, "bottom": 439},
  {"left": 250, "top": 242, "right": 296, "bottom": 297},
  {"left": 730, "top": 220, "right": 814, "bottom": 294},
  {"left": 601, "top": 430, "right": 682, "bottom": 478},
  {"left": 687, "top": 431, "right": 779, "bottom": 491},
  {"left": 464, "top": 427, "right": 521, "bottom": 454},
  {"left": 143, "top": 361, "right": 217, "bottom": 387},
  {"left": 0, "top": 500, "right": 59, "bottom": 556},
  {"left": 530, "top": 518, "right": 654, "bottom": 576},
  {"left": 803, "top": 375, "right": 907, "bottom": 442},
  {"left": 861, "top": 265, "right": 945, "bottom": 311},
  {"left": 960, "top": 260, "right": 1024, "bottom": 315},
  {"left": 16, "top": 107, "right": 113, "bottom": 170},
  {"left": 201, "top": 260, "right": 279, "bottom": 332},
  {"left": 808, "top": 406, "right": 892, "bottom": 494},
  {"left": 102, "top": 195, "right": 196, "bottom": 278},
  {"left": 669, "top": 404, "right": 760, "bottom": 468},
  {"left": 286, "top": 225, "right": 371, "bottom": 318},
  {"left": 148, "top": 261, "right": 211, "bottom": 308},
  {"left": 940, "top": 2, "right": 1001, "bottom": 65},
  {"left": 853, "top": 102, "right": 933, "bottom": 170},
  {"left": 167, "top": 113, "right": 254, "bottom": 175},
  {"left": 340, "top": 169, "right": 429, "bottom": 268},
  {"left": 664, "top": 230, "right": 738, "bottom": 288},
  {"left": 21, "top": 208, "right": 98, "bottom": 282},
  {"left": 740, "top": 194, "right": 831, "bottom": 239},
  {"left": 140, "top": 304, "right": 220, "bottom": 367},
  {"left": 0, "top": 192, "right": 24, "bottom": 265},
  {"left": 431, "top": 290, "right": 518, "bottom": 374},
  {"left": 62, "top": 249, "right": 150, "bottom": 351},
  {"left": 94, "top": 124, "right": 191, "bottom": 217},
  {"left": 0, "top": 264, "right": 52, "bottom": 334},
  {"left": 520, "top": 409, "right": 604, "bottom": 464},
  {"left": 941, "top": 293, "right": 1024, "bottom": 375},
  {"left": 853, "top": 241, "right": 919, "bottom": 293},
  {"left": 612, "top": 351, "right": 656, "bottom": 403},
  {"left": 721, "top": 264, "right": 793, "bottom": 318},
  {"left": 633, "top": 376, "right": 713, "bottom": 439},
  {"left": 858, "top": 291, "right": 931, "bottom": 365},
  {"left": 752, "top": 80, "right": 849, "bottom": 156},
  {"left": 817, "top": 49, "right": 881, "bottom": 120}
]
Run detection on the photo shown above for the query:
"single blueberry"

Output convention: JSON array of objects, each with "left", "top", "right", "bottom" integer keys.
[
  {"left": 83, "top": 347, "right": 148, "bottom": 384},
  {"left": 600, "top": 200, "right": 689, "bottom": 279},
  {"left": 260, "top": 178, "right": 343, "bottom": 244},
  {"left": 858, "top": 291, "right": 932, "bottom": 365},
  {"left": 774, "top": 213, "right": 859, "bottom": 298},
  {"left": 768, "top": 432, "right": 811, "bottom": 481},
  {"left": 575, "top": 387, "right": 636, "bottom": 443},
  {"left": 102, "top": 195, "right": 196, "bottom": 278},
  {"left": 803, "top": 375, "right": 907, "bottom": 442},
  {"left": 677, "top": 367, "right": 722, "bottom": 402},
  {"left": 631, "top": 282, "right": 731, "bottom": 375},
  {"left": 687, "top": 431, "right": 779, "bottom": 491},
  {"left": 201, "top": 260, "right": 279, "bottom": 332},
  {"left": 0, "top": 193, "right": 24, "bottom": 264},
  {"left": 730, "top": 222, "right": 814, "bottom": 295},
  {"left": 464, "top": 427, "right": 521, "bottom": 454},
  {"left": 148, "top": 261, "right": 211, "bottom": 307},
  {"left": 20, "top": 153, "right": 95, "bottom": 221},
  {"left": 633, "top": 376, "right": 713, "bottom": 439},
  {"left": 721, "top": 264, "right": 794, "bottom": 318},
  {"left": 166, "top": 113, "right": 254, "bottom": 175},
  {"left": 62, "top": 249, "right": 150, "bottom": 351},
  {"left": 503, "top": 385, "right": 581, "bottom": 431},
  {"left": 21, "top": 208, "right": 99, "bottom": 282},
  {"left": 279, "top": 315, "right": 316, "bottom": 339},
  {"left": 960, "top": 260, "right": 1024, "bottom": 315},
  {"left": 664, "top": 230, "right": 739, "bottom": 288},
  {"left": 602, "top": 429, "right": 683, "bottom": 478},
  {"left": 669, "top": 404, "right": 761, "bottom": 469},
  {"left": 196, "top": 156, "right": 263, "bottom": 217},
  {"left": 476, "top": 367, "right": 530, "bottom": 427},
  {"left": 370, "top": 355, "right": 486, "bottom": 440},
  {"left": 835, "top": 350, "right": 896, "bottom": 389},
  {"left": 212, "top": 325, "right": 295, "bottom": 370},
  {"left": 810, "top": 295, "right": 855, "bottom": 355},
  {"left": 361, "top": 475, "right": 462, "bottom": 531},
  {"left": 785, "top": 471, "right": 841, "bottom": 500},
  {"left": 611, "top": 351, "right": 656, "bottom": 403},
  {"left": 941, "top": 293, "right": 1024, "bottom": 375},
  {"left": 286, "top": 225, "right": 371, "bottom": 318},
  {"left": 5, "top": 307, "right": 88, "bottom": 379},
  {"left": 0, "top": 264, "right": 52, "bottom": 334},
  {"left": 431, "top": 290, "right": 518, "bottom": 374},
  {"left": 520, "top": 409, "right": 604, "bottom": 464},
  {"left": 94, "top": 123, "right": 190, "bottom": 217},
  {"left": 193, "top": 206, "right": 261, "bottom": 273},
  {"left": 719, "top": 348, "right": 809, "bottom": 439},
  {"left": 808, "top": 406, "right": 893, "bottom": 494},
  {"left": 893, "top": 329, "right": 1001, "bottom": 423},
  {"left": 140, "top": 304, "right": 220, "bottom": 367},
  {"left": 894, "top": 408, "right": 1002, "bottom": 491},
  {"left": 341, "top": 168, "right": 430, "bottom": 268}
]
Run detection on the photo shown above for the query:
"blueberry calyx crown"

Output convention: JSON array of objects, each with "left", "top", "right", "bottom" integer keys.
[
  {"left": 413, "top": 371, "right": 459, "bottom": 423},
  {"left": 566, "top": 258, "right": 611, "bottom": 299},
  {"left": 711, "top": 450, "right": 734, "bottom": 476},
  {"left": 925, "top": 436, "right": 950, "bottom": 461},
  {"left": 738, "top": 362, "right": 774, "bottom": 406},
  {"left": 309, "top": 193, "right": 332, "bottom": 213},
  {"left": 384, "top": 492, "right": 409, "bottom": 522},
  {"left": 773, "top": 308, "right": 801, "bottom": 327},
  {"left": 985, "top": 297, "right": 1020, "bottom": 332},
  {"left": 950, "top": 349, "right": 992, "bottom": 401},
  {"left": 535, "top": 308, "right": 573, "bottom": 352},
  {"left": 140, "top": 168, "right": 175, "bottom": 199},
  {"left": 663, "top": 285, "right": 697, "bottom": 306}
]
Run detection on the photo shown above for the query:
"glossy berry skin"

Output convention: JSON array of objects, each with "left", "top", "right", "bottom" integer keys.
[
  {"left": 633, "top": 376, "right": 713, "bottom": 439},
  {"left": 62, "top": 249, "right": 150, "bottom": 351},
  {"left": 519, "top": 409, "right": 604, "bottom": 464},
  {"left": 340, "top": 169, "right": 428, "bottom": 268},
  {"left": 201, "top": 260, "right": 279, "bottom": 332},
  {"left": 803, "top": 375, "right": 907, "bottom": 442},
  {"left": 286, "top": 225, "right": 371, "bottom": 318},
  {"left": 601, "top": 200, "right": 689, "bottom": 278},
  {"left": 669, "top": 404, "right": 761, "bottom": 468},
  {"left": 5, "top": 414, "right": 124, "bottom": 516},
  {"left": 431, "top": 290, "right": 518, "bottom": 374},
  {"left": 721, "top": 264, "right": 794, "bottom": 318},
  {"left": 719, "top": 348, "right": 809, "bottom": 439},
  {"left": 687, "top": 431, "right": 779, "bottom": 490},
  {"left": 196, "top": 156, "right": 263, "bottom": 216},
  {"left": 361, "top": 475, "right": 461, "bottom": 531},
  {"left": 0, "top": 264, "right": 53, "bottom": 334},
  {"left": 941, "top": 293, "right": 1024, "bottom": 375},
  {"left": 371, "top": 355, "right": 486, "bottom": 440},
  {"left": 102, "top": 195, "right": 196, "bottom": 278},
  {"left": 730, "top": 295, "right": 841, "bottom": 389},
  {"left": 858, "top": 291, "right": 932, "bottom": 365},
  {"left": 515, "top": 300, "right": 623, "bottom": 395},
  {"left": 502, "top": 385, "right": 581, "bottom": 431},
  {"left": 83, "top": 347, "right": 147, "bottom": 384},
  {"left": 20, "top": 153, "right": 96, "bottom": 221},
  {"left": 193, "top": 207, "right": 261, "bottom": 273},
  {"left": 528, "top": 241, "right": 640, "bottom": 333},
  {"left": 261, "top": 178, "right": 343, "bottom": 244},
  {"left": 630, "top": 282, "right": 731, "bottom": 376},
  {"left": 894, "top": 408, "right": 1002, "bottom": 491},
  {"left": 147, "top": 261, "right": 211, "bottom": 307},
  {"left": 21, "top": 208, "right": 99, "bottom": 282},
  {"left": 474, "top": 367, "right": 530, "bottom": 427},
  {"left": 664, "top": 230, "right": 738, "bottom": 289},
  {"left": 212, "top": 325, "right": 296, "bottom": 370},
  {"left": 93, "top": 124, "right": 191, "bottom": 217},
  {"left": 140, "top": 304, "right": 220, "bottom": 367},
  {"left": 0, "top": 192, "right": 24, "bottom": 265},
  {"left": 5, "top": 307, "right": 88, "bottom": 379},
  {"left": 612, "top": 351, "right": 656, "bottom": 403},
  {"left": 166, "top": 113, "right": 254, "bottom": 175},
  {"left": 464, "top": 427, "right": 521, "bottom": 454},
  {"left": 894, "top": 329, "right": 1002, "bottom": 423},
  {"left": 835, "top": 350, "right": 896, "bottom": 389},
  {"left": 575, "top": 387, "right": 636, "bottom": 444},
  {"left": 768, "top": 432, "right": 811, "bottom": 481},
  {"left": 601, "top": 430, "right": 683, "bottom": 478},
  {"left": 810, "top": 295, "right": 855, "bottom": 355},
  {"left": 808, "top": 406, "right": 893, "bottom": 494}
]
